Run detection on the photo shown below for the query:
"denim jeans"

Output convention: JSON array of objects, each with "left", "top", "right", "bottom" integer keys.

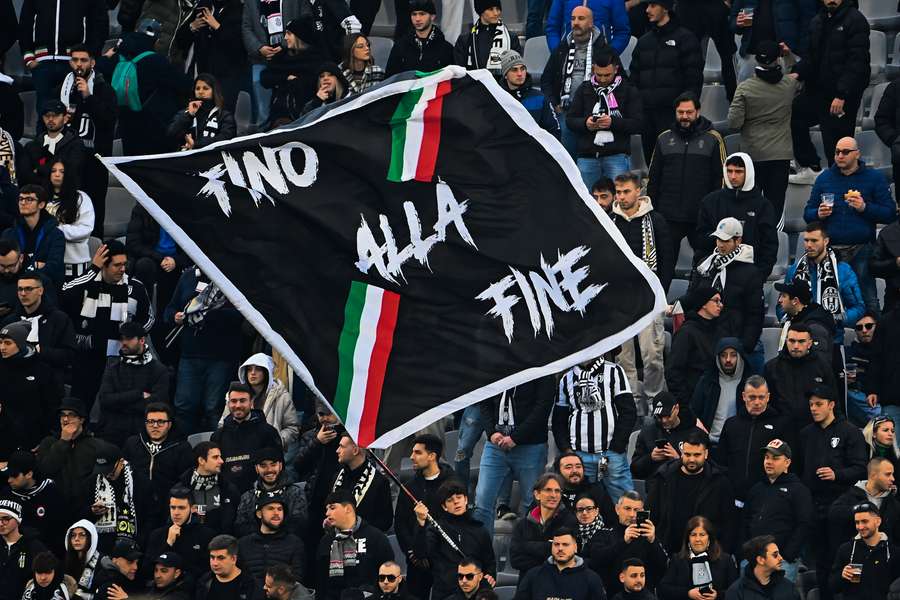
[
  {"left": 455, "top": 404, "right": 486, "bottom": 490},
  {"left": 558, "top": 110, "right": 578, "bottom": 160},
  {"left": 576, "top": 153, "right": 631, "bottom": 190},
  {"left": 32, "top": 60, "right": 71, "bottom": 132},
  {"left": 174, "top": 357, "right": 235, "bottom": 433},
  {"left": 840, "top": 243, "right": 879, "bottom": 316},
  {"left": 474, "top": 441, "right": 548, "bottom": 536},
  {"left": 250, "top": 63, "right": 272, "bottom": 128},
  {"left": 745, "top": 339, "right": 765, "bottom": 376},
  {"left": 576, "top": 449, "right": 633, "bottom": 503}
]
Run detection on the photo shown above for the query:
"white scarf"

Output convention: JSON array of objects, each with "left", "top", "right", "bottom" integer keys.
[
  {"left": 467, "top": 21, "right": 511, "bottom": 74},
  {"left": 60, "top": 71, "right": 95, "bottom": 110},
  {"left": 93, "top": 462, "right": 137, "bottom": 537},
  {"left": 333, "top": 461, "right": 377, "bottom": 506},
  {"left": 696, "top": 245, "right": 754, "bottom": 291}
]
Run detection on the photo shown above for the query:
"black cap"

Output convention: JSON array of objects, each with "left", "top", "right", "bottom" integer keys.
[
  {"left": 137, "top": 17, "right": 162, "bottom": 38},
  {"left": 774, "top": 281, "right": 812, "bottom": 306},
  {"left": 681, "top": 285, "right": 719, "bottom": 312},
  {"left": 651, "top": 392, "right": 677, "bottom": 417},
  {"left": 761, "top": 438, "right": 791, "bottom": 458},
  {"left": 154, "top": 552, "right": 183, "bottom": 569},
  {"left": 755, "top": 40, "right": 780, "bottom": 66},
  {"left": 118, "top": 321, "right": 146, "bottom": 339},
  {"left": 40, "top": 99, "right": 67, "bottom": 116},
  {"left": 852, "top": 502, "right": 880, "bottom": 516},
  {"left": 6, "top": 450, "right": 36, "bottom": 477},
  {"left": 256, "top": 492, "right": 285, "bottom": 511},
  {"left": 112, "top": 538, "right": 142, "bottom": 560},
  {"left": 58, "top": 397, "right": 87, "bottom": 418},
  {"left": 285, "top": 18, "right": 316, "bottom": 44},
  {"left": 409, "top": 0, "right": 437, "bottom": 13},
  {"left": 253, "top": 446, "right": 284, "bottom": 465},
  {"left": 93, "top": 443, "right": 123, "bottom": 476},
  {"left": 805, "top": 384, "right": 835, "bottom": 402}
]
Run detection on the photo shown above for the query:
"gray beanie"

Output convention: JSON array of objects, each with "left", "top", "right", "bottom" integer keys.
[
  {"left": 0, "top": 321, "right": 30, "bottom": 351},
  {"left": 500, "top": 50, "right": 525, "bottom": 77}
]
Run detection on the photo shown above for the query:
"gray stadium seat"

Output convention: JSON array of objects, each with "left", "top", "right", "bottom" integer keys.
[
  {"left": 700, "top": 84, "right": 730, "bottom": 133},
  {"left": 877, "top": 277, "right": 886, "bottom": 308},
  {"left": 501, "top": 0, "right": 526, "bottom": 36},
  {"left": 387, "top": 534, "right": 407, "bottom": 573},
  {"left": 667, "top": 278, "right": 690, "bottom": 304},
  {"left": 523, "top": 36, "right": 550, "bottom": 82},
  {"left": 371, "top": 0, "right": 397, "bottom": 38},
  {"left": 724, "top": 133, "right": 741, "bottom": 156},
  {"left": 627, "top": 429, "right": 640, "bottom": 463},
  {"left": 889, "top": 34, "right": 900, "bottom": 79},
  {"left": 88, "top": 236, "right": 102, "bottom": 258},
  {"left": 858, "top": 129, "right": 891, "bottom": 168},
  {"left": 187, "top": 431, "right": 213, "bottom": 446},
  {"left": 703, "top": 39, "right": 723, "bottom": 84},
  {"left": 620, "top": 36, "right": 637, "bottom": 72},
  {"left": 630, "top": 134, "right": 648, "bottom": 175},
  {"left": 494, "top": 587, "right": 516, "bottom": 600},
  {"left": 781, "top": 184, "right": 811, "bottom": 233},
  {"left": 859, "top": 0, "right": 900, "bottom": 31},
  {"left": 768, "top": 231, "right": 790, "bottom": 282},
  {"left": 104, "top": 187, "right": 137, "bottom": 238},
  {"left": 235, "top": 91, "right": 252, "bottom": 136},
  {"left": 763, "top": 282, "right": 779, "bottom": 327},
  {"left": 870, "top": 31, "right": 887, "bottom": 81},
  {"left": 370, "top": 37, "right": 394, "bottom": 71},
  {"left": 862, "top": 82, "right": 889, "bottom": 130},
  {"left": 633, "top": 478, "right": 646, "bottom": 499},
  {"left": 761, "top": 327, "right": 783, "bottom": 363},
  {"left": 675, "top": 237, "right": 695, "bottom": 277},
  {"left": 20, "top": 90, "right": 35, "bottom": 139}
]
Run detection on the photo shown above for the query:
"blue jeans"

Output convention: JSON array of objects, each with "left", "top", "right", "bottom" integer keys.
[
  {"left": 474, "top": 441, "right": 547, "bottom": 537},
  {"left": 526, "top": 0, "right": 548, "bottom": 39},
  {"left": 576, "top": 450, "right": 633, "bottom": 503},
  {"left": 174, "top": 357, "right": 235, "bottom": 433},
  {"left": 455, "top": 404, "right": 486, "bottom": 490},
  {"left": 576, "top": 153, "right": 631, "bottom": 190},
  {"left": 844, "top": 243, "right": 879, "bottom": 316},
  {"left": 250, "top": 63, "right": 272, "bottom": 128},
  {"left": 32, "top": 60, "right": 71, "bottom": 132},
  {"left": 746, "top": 339, "right": 765, "bottom": 376},
  {"left": 882, "top": 405, "right": 900, "bottom": 423},
  {"left": 558, "top": 110, "right": 577, "bottom": 160}
]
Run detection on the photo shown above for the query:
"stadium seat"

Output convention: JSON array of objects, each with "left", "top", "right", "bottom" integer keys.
[
  {"left": 675, "top": 237, "right": 695, "bottom": 277},
  {"left": 761, "top": 327, "right": 783, "bottom": 363},
  {"left": 703, "top": 39, "right": 723, "bottom": 84},
  {"left": 845, "top": 327, "right": 856, "bottom": 345},
  {"left": 858, "top": 129, "right": 891, "bottom": 168},
  {"left": 859, "top": 0, "right": 900, "bottom": 31},
  {"left": 763, "top": 282, "right": 779, "bottom": 327},
  {"left": 724, "top": 133, "right": 741, "bottom": 156},
  {"left": 769, "top": 231, "right": 790, "bottom": 282},
  {"left": 810, "top": 130, "right": 826, "bottom": 162},
  {"left": 494, "top": 587, "right": 516, "bottom": 600},
  {"left": 889, "top": 34, "right": 900, "bottom": 79},
  {"left": 104, "top": 187, "right": 137, "bottom": 238},
  {"left": 501, "top": 0, "right": 526, "bottom": 36},
  {"left": 523, "top": 36, "right": 550, "bottom": 82},
  {"left": 667, "top": 278, "right": 690, "bottom": 304},
  {"left": 700, "top": 84, "right": 730, "bottom": 133},
  {"left": 634, "top": 478, "right": 646, "bottom": 498},
  {"left": 370, "top": 37, "right": 394, "bottom": 71},
  {"left": 235, "top": 91, "right": 252, "bottom": 136},
  {"left": 88, "top": 236, "right": 102, "bottom": 258},
  {"left": 20, "top": 90, "right": 35, "bottom": 139},
  {"left": 630, "top": 134, "right": 648, "bottom": 175},
  {"left": 627, "top": 429, "right": 640, "bottom": 463},
  {"left": 870, "top": 31, "right": 887, "bottom": 81},
  {"left": 781, "top": 184, "right": 811, "bottom": 233},
  {"left": 877, "top": 277, "right": 886, "bottom": 308},
  {"left": 620, "top": 36, "right": 637, "bottom": 72},
  {"left": 387, "top": 535, "right": 407, "bottom": 574},
  {"left": 861, "top": 82, "right": 889, "bottom": 130},
  {"left": 371, "top": 0, "right": 397, "bottom": 38},
  {"left": 187, "top": 431, "right": 213, "bottom": 446}
]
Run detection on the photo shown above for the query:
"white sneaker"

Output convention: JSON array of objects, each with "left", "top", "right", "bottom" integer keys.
[{"left": 789, "top": 167, "right": 818, "bottom": 185}]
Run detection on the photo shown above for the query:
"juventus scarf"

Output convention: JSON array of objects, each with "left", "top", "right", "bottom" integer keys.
[
  {"left": 0, "top": 127, "right": 16, "bottom": 185},
  {"left": 79, "top": 271, "right": 132, "bottom": 322},
  {"left": 75, "top": 552, "right": 99, "bottom": 600},
  {"left": 640, "top": 215, "right": 658, "bottom": 273},
  {"left": 121, "top": 347, "right": 154, "bottom": 366},
  {"left": 577, "top": 515, "right": 604, "bottom": 548},
  {"left": 696, "top": 245, "right": 744, "bottom": 291},
  {"left": 328, "top": 517, "right": 361, "bottom": 577},
  {"left": 93, "top": 462, "right": 137, "bottom": 538},
  {"left": 589, "top": 73, "right": 621, "bottom": 145},
  {"left": 191, "top": 471, "right": 219, "bottom": 491},
  {"left": 333, "top": 461, "right": 377, "bottom": 506},
  {"left": 467, "top": 22, "right": 511, "bottom": 75},
  {"left": 561, "top": 31, "right": 594, "bottom": 108},
  {"left": 794, "top": 248, "right": 844, "bottom": 318},
  {"left": 60, "top": 71, "right": 97, "bottom": 148}
]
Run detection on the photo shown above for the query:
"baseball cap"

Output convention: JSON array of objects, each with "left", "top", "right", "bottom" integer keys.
[
  {"left": 805, "top": 384, "right": 835, "bottom": 402},
  {"left": 710, "top": 217, "right": 743, "bottom": 241},
  {"left": 651, "top": 392, "right": 677, "bottom": 417},
  {"left": 154, "top": 553, "right": 183, "bottom": 569},
  {"left": 93, "top": 443, "right": 123, "bottom": 476},
  {"left": 40, "top": 99, "right": 67, "bottom": 116},
  {"left": 256, "top": 492, "right": 285, "bottom": 511},
  {"left": 58, "top": 397, "right": 88, "bottom": 418},
  {"left": 761, "top": 438, "right": 791, "bottom": 458},
  {"left": 773, "top": 281, "right": 812, "bottom": 305},
  {"left": 253, "top": 447, "right": 284, "bottom": 465},
  {"left": 118, "top": 321, "right": 146, "bottom": 339},
  {"left": 755, "top": 40, "right": 780, "bottom": 66},
  {"left": 112, "top": 538, "right": 142, "bottom": 560}
]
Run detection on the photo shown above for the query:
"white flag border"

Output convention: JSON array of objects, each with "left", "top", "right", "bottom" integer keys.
[{"left": 101, "top": 65, "right": 667, "bottom": 449}]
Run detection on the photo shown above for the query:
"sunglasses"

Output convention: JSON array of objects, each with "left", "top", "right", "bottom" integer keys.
[
  {"left": 457, "top": 573, "right": 479, "bottom": 581},
  {"left": 855, "top": 322, "right": 875, "bottom": 331},
  {"left": 835, "top": 148, "right": 858, "bottom": 156},
  {"left": 378, "top": 575, "right": 398, "bottom": 582}
]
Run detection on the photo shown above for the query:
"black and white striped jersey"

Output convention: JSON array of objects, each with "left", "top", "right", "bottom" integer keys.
[{"left": 555, "top": 359, "right": 632, "bottom": 453}]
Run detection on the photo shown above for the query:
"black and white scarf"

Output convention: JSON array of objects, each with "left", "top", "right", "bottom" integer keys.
[
  {"left": 75, "top": 552, "right": 99, "bottom": 600},
  {"left": 696, "top": 245, "right": 744, "bottom": 291},
  {"left": 0, "top": 126, "right": 16, "bottom": 185},
  {"left": 93, "top": 461, "right": 137, "bottom": 538},
  {"left": 79, "top": 271, "right": 132, "bottom": 322},
  {"left": 333, "top": 461, "right": 377, "bottom": 506},
  {"left": 561, "top": 31, "right": 595, "bottom": 107},
  {"left": 467, "top": 21, "right": 511, "bottom": 74},
  {"left": 794, "top": 247, "right": 844, "bottom": 318},
  {"left": 640, "top": 214, "right": 657, "bottom": 272},
  {"left": 589, "top": 73, "right": 621, "bottom": 145},
  {"left": 121, "top": 347, "right": 153, "bottom": 366},
  {"left": 577, "top": 517, "right": 604, "bottom": 548},
  {"left": 414, "top": 25, "right": 437, "bottom": 61},
  {"left": 328, "top": 517, "right": 361, "bottom": 578},
  {"left": 191, "top": 471, "right": 219, "bottom": 491},
  {"left": 60, "top": 71, "right": 97, "bottom": 148},
  {"left": 689, "top": 551, "right": 713, "bottom": 586}
]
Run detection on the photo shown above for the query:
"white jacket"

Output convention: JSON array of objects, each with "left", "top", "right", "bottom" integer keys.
[
  {"left": 219, "top": 353, "right": 299, "bottom": 445},
  {"left": 48, "top": 191, "right": 95, "bottom": 265}
]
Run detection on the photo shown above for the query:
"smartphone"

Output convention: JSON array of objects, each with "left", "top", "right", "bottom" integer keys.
[
  {"left": 654, "top": 439, "right": 668, "bottom": 449},
  {"left": 323, "top": 423, "right": 334, "bottom": 432},
  {"left": 636, "top": 510, "right": 650, "bottom": 526},
  {"left": 699, "top": 585, "right": 713, "bottom": 595}
]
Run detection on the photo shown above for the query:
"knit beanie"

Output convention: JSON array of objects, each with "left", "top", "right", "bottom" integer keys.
[
  {"left": 0, "top": 321, "right": 30, "bottom": 351},
  {"left": 474, "top": 0, "right": 501, "bottom": 15},
  {"left": 500, "top": 50, "right": 525, "bottom": 77}
]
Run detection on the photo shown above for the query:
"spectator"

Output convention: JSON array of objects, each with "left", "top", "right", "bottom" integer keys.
[
  {"left": 22, "top": 551, "right": 75, "bottom": 600},
  {"left": 509, "top": 473, "right": 578, "bottom": 574},
  {"left": 264, "top": 563, "right": 314, "bottom": 600},
  {"left": 45, "top": 160, "right": 95, "bottom": 281},
  {"left": 864, "top": 416, "right": 900, "bottom": 469},
  {"left": 177, "top": 441, "right": 241, "bottom": 533},
  {"left": 164, "top": 265, "right": 243, "bottom": 434},
  {"left": 829, "top": 502, "right": 900, "bottom": 600},
  {"left": 677, "top": 0, "right": 736, "bottom": 100},
  {"left": 566, "top": 48, "right": 641, "bottom": 187},
  {"left": 0, "top": 85, "right": 22, "bottom": 146},
  {"left": 89, "top": 539, "right": 143, "bottom": 600},
  {"left": 573, "top": 493, "right": 607, "bottom": 563},
  {"left": 802, "top": 137, "right": 896, "bottom": 315},
  {"left": 588, "top": 491, "right": 669, "bottom": 595},
  {"left": 122, "top": 402, "right": 194, "bottom": 533},
  {"left": 62, "top": 520, "right": 102, "bottom": 600},
  {"left": 386, "top": 0, "right": 454, "bottom": 76},
  {"left": 789, "top": 0, "right": 870, "bottom": 184},
  {"left": 666, "top": 286, "right": 722, "bottom": 409},
  {"left": 367, "top": 561, "right": 410, "bottom": 600},
  {"left": 765, "top": 323, "right": 836, "bottom": 427},
  {"left": 871, "top": 222, "right": 900, "bottom": 314},
  {"left": 474, "top": 376, "right": 554, "bottom": 536},
  {"left": 869, "top": 305, "right": 900, "bottom": 421},
  {"left": 56, "top": 44, "right": 116, "bottom": 237},
  {"left": 62, "top": 240, "right": 154, "bottom": 414},
  {"left": 338, "top": 34, "right": 385, "bottom": 95},
  {"left": 261, "top": 19, "right": 328, "bottom": 128},
  {"left": 545, "top": 0, "right": 629, "bottom": 54},
  {"left": 631, "top": 393, "right": 704, "bottom": 480},
  {"left": 2, "top": 185, "right": 65, "bottom": 288},
  {"left": 316, "top": 491, "right": 394, "bottom": 600},
  {"left": 540, "top": 6, "right": 609, "bottom": 158},
  {"left": 554, "top": 355, "right": 636, "bottom": 499},
  {"left": 728, "top": 0, "right": 815, "bottom": 81},
  {"left": 846, "top": 312, "right": 879, "bottom": 425},
  {"left": 0, "top": 498, "right": 47, "bottom": 600},
  {"left": 195, "top": 535, "right": 256, "bottom": 600},
  {"left": 168, "top": 74, "right": 237, "bottom": 152},
  {"left": 613, "top": 559, "right": 655, "bottom": 600},
  {"left": 726, "top": 41, "right": 800, "bottom": 221},
  {"left": 630, "top": 8, "right": 704, "bottom": 163},
  {"left": 591, "top": 178, "right": 615, "bottom": 214},
  {"left": 86, "top": 443, "right": 140, "bottom": 554},
  {"left": 611, "top": 172, "right": 671, "bottom": 408},
  {"left": 5, "top": 451, "right": 67, "bottom": 559},
  {"left": 96, "top": 322, "right": 170, "bottom": 448},
  {"left": 237, "top": 495, "right": 305, "bottom": 589},
  {"left": 23, "top": 101, "right": 87, "bottom": 188},
  {"left": 499, "top": 51, "right": 559, "bottom": 137},
  {"left": 691, "top": 218, "right": 765, "bottom": 368},
  {"left": 512, "top": 528, "right": 608, "bottom": 600},
  {"left": 646, "top": 94, "right": 724, "bottom": 257},
  {"left": 784, "top": 221, "right": 865, "bottom": 346},
  {"left": 657, "top": 516, "right": 739, "bottom": 600},
  {"left": 690, "top": 338, "right": 748, "bottom": 443},
  {"left": 302, "top": 63, "right": 351, "bottom": 114},
  {"left": 555, "top": 451, "right": 617, "bottom": 526},
  {"left": 393, "top": 434, "right": 455, "bottom": 599},
  {"left": 212, "top": 382, "right": 283, "bottom": 494},
  {"left": 874, "top": 80, "right": 900, "bottom": 195},
  {"left": 741, "top": 440, "right": 812, "bottom": 582},
  {"left": 233, "top": 447, "right": 307, "bottom": 538},
  {"left": 694, "top": 154, "right": 779, "bottom": 280},
  {"left": 331, "top": 432, "right": 393, "bottom": 532},
  {"left": 143, "top": 486, "right": 215, "bottom": 579},
  {"left": 294, "top": 403, "right": 343, "bottom": 543},
  {"left": 726, "top": 536, "right": 798, "bottom": 600},
  {"left": 35, "top": 398, "right": 104, "bottom": 507},
  {"left": 0, "top": 240, "right": 27, "bottom": 309},
  {"left": 716, "top": 376, "right": 793, "bottom": 504},
  {"left": 16, "top": 0, "right": 107, "bottom": 130},
  {"left": 446, "top": 558, "right": 492, "bottom": 600},
  {"left": 453, "top": 0, "right": 523, "bottom": 76},
  {"left": 774, "top": 280, "right": 834, "bottom": 364},
  {"left": 148, "top": 552, "right": 191, "bottom": 600}
]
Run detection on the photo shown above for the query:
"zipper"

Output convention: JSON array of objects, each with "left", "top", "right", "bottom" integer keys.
[{"left": 744, "top": 417, "right": 756, "bottom": 480}]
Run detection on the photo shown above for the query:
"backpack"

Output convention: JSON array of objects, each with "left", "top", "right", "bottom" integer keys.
[{"left": 111, "top": 51, "right": 155, "bottom": 111}]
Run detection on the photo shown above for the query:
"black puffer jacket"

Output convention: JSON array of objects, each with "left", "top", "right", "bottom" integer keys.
[
  {"left": 144, "top": 517, "right": 215, "bottom": 579},
  {"left": 260, "top": 46, "right": 327, "bottom": 125},
  {"left": 97, "top": 354, "right": 170, "bottom": 447},
  {"left": 646, "top": 117, "right": 725, "bottom": 225},
  {"left": 2, "top": 303, "right": 76, "bottom": 380},
  {"left": 829, "top": 535, "right": 900, "bottom": 600},
  {"left": 237, "top": 527, "right": 305, "bottom": 584},
  {"left": 611, "top": 198, "right": 674, "bottom": 291},
  {"left": 541, "top": 32, "right": 609, "bottom": 107},
  {"left": 176, "top": 468, "right": 240, "bottom": 533},
  {"left": 875, "top": 80, "right": 900, "bottom": 166},
  {"left": 631, "top": 416, "right": 704, "bottom": 480},
  {"left": 764, "top": 349, "right": 836, "bottom": 427},
  {"left": 452, "top": 22, "right": 523, "bottom": 72},
  {"left": 413, "top": 511, "right": 495, "bottom": 600},
  {"left": 794, "top": 1, "right": 870, "bottom": 100},
  {"left": 566, "top": 77, "right": 643, "bottom": 157},
  {"left": 666, "top": 312, "right": 720, "bottom": 407},
  {"left": 17, "top": 0, "right": 107, "bottom": 64},
  {"left": 796, "top": 417, "right": 868, "bottom": 507},
  {"left": 0, "top": 349, "right": 63, "bottom": 449},
  {"left": 587, "top": 521, "right": 669, "bottom": 595},
  {"left": 211, "top": 409, "right": 283, "bottom": 493},
  {"left": 166, "top": 105, "right": 237, "bottom": 150},
  {"left": 629, "top": 16, "right": 703, "bottom": 111},
  {"left": 743, "top": 472, "right": 813, "bottom": 563},
  {"left": 724, "top": 564, "right": 797, "bottom": 600},
  {"left": 871, "top": 222, "right": 900, "bottom": 314},
  {"left": 869, "top": 307, "right": 900, "bottom": 407},
  {"left": 386, "top": 27, "right": 455, "bottom": 76},
  {"left": 122, "top": 431, "right": 194, "bottom": 531},
  {"left": 789, "top": 302, "right": 835, "bottom": 365},
  {"left": 828, "top": 483, "right": 900, "bottom": 560},
  {"left": 510, "top": 506, "right": 578, "bottom": 574},
  {"left": 35, "top": 430, "right": 105, "bottom": 506}
]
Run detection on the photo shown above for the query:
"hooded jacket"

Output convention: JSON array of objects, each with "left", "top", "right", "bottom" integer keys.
[
  {"left": 796, "top": 416, "right": 868, "bottom": 507},
  {"left": 64, "top": 520, "right": 101, "bottom": 600},
  {"left": 0, "top": 529, "right": 47, "bottom": 600},
  {"left": 727, "top": 70, "right": 800, "bottom": 163},
  {"left": 218, "top": 353, "right": 299, "bottom": 447},
  {"left": 414, "top": 510, "right": 496, "bottom": 600},
  {"left": 541, "top": 28, "right": 609, "bottom": 107},
  {"left": 21, "top": 573, "right": 76, "bottom": 600},
  {"left": 666, "top": 312, "right": 719, "bottom": 407},
  {"left": 764, "top": 348, "right": 837, "bottom": 427},
  {"left": 724, "top": 562, "right": 798, "bottom": 600},
  {"left": 829, "top": 533, "right": 900, "bottom": 600},
  {"left": 629, "top": 15, "right": 703, "bottom": 111},
  {"left": 695, "top": 153, "right": 779, "bottom": 277},
  {"left": 611, "top": 197, "right": 674, "bottom": 291},
  {"left": 647, "top": 117, "right": 725, "bottom": 225},
  {"left": 871, "top": 222, "right": 900, "bottom": 313},
  {"left": 690, "top": 337, "right": 748, "bottom": 439},
  {"left": 211, "top": 409, "right": 283, "bottom": 493},
  {"left": 237, "top": 526, "right": 305, "bottom": 584},
  {"left": 301, "top": 65, "right": 351, "bottom": 115},
  {"left": 513, "top": 556, "right": 607, "bottom": 600},
  {"left": 743, "top": 472, "right": 813, "bottom": 562},
  {"left": 510, "top": 506, "right": 579, "bottom": 574},
  {"left": 869, "top": 308, "right": 900, "bottom": 407},
  {"left": 97, "top": 348, "right": 170, "bottom": 447},
  {"left": 233, "top": 472, "right": 308, "bottom": 537},
  {"left": 3, "top": 292, "right": 75, "bottom": 382},
  {"left": 1, "top": 212, "right": 66, "bottom": 287},
  {"left": 504, "top": 75, "right": 561, "bottom": 139},
  {"left": 385, "top": 26, "right": 454, "bottom": 77},
  {"left": 121, "top": 430, "right": 194, "bottom": 531},
  {"left": 631, "top": 414, "right": 704, "bottom": 480},
  {"left": 0, "top": 345, "right": 62, "bottom": 449},
  {"left": 144, "top": 515, "right": 215, "bottom": 579},
  {"left": 452, "top": 20, "right": 523, "bottom": 74},
  {"left": 784, "top": 301, "right": 835, "bottom": 365},
  {"left": 567, "top": 75, "right": 642, "bottom": 157},
  {"left": 828, "top": 480, "right": 900, "bottom": 560}
]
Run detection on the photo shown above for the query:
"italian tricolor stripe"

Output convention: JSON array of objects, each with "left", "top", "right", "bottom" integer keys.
[
  {"left": 387, "top": 80, "right": 452, "bottom": 183},
  {"left": 334, "top": 281, "right": 401, "bottom": 446}
]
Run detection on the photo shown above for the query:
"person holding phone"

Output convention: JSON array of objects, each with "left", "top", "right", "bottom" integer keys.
[
  {"left": 631, "top": 393, "right": 703, "bottom": 480},
  {"left": 658, "top": 516, "right": 738, "bottom": 600},
  {"left": 829, "top": 502, "right": 900, "bottom": 600}
]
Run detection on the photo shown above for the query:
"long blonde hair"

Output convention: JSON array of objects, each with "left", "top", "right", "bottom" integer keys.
[{"left": 863, "top": 416, "right": 900, "bottom": 459}]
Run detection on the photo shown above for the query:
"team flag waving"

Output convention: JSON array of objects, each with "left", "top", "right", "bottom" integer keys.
[{"left": 101, "top": 66, "right": 666, "bottom": 448}]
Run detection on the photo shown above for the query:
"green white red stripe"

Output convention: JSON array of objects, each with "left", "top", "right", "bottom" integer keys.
[
  {"left": 387, "top": 80, "right": 452, "bottom": 183},
  {"left": 334, "top": 281, "right": 401, "bottom": 446}
]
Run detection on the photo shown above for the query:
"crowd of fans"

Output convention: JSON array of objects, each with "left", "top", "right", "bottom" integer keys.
[{"left": 1, "top": 1, "right": 900, "bottom": 600}]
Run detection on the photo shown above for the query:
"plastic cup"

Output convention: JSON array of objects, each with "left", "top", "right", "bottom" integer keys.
[{"left": 821, "top": 193, "right": 835, "bottom": 207}]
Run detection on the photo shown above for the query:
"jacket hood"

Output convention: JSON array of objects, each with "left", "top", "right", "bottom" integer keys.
[
  {"left": 715, "top": 336, "right": 745, "bottom": 379},
  {"left": 65, "top": 519, "right": 98, "bottom": 560},
  {"left": 239, "top": 352, "right": 274, "bottom": 394},
  {"left": 564, "top": 26, "right": 604, "bottom": 45},
  {"left": 223, "top": 408, "right": 267, "bottom": 427},
  {"left": 854, "top": 479, "right": 892, "bottom": 500},
  {"left": 612, "top": 196, "right": 655, "bottom": 221},
  {"left": 723, "top": 152, "right": 756, "bottom": 192},
  {"left": 543, "top": 555, "right": 586, "bottom": 569}
]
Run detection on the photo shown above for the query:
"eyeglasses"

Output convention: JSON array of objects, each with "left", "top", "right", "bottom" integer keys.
[
  {"left": 60, "top": 411, "right": 81, "bottom": 419},
  {"left": 541, "top": 487, "right": 562, "bottom": 494},
  {"left": 835, "top": 148, "right": 858, "bottom": 156},
  {"left": 0, "top": 516, "right": 14, "bottom": 523},
  {"left": 575, "top": 506, "right": 598, "bottom": 513},
  {"left": 855, "top": 322, "right": 875, "bottom": 331},
  {"left": 17, "top": 196, "right": 38, "bottom": 204},
  {"left": 146, "top": 419, "right": 171, "bottom": 426},
  {"left": 708, "top": 298, "right": 723, "bottom": 305},
  {"left": 16, "top": 286, "right": 40, "bottom": 293},
  {"left": 378, "top": 575, "right": 398, "bottom": 582},
  {"left": 457, "top": 573, "right": 479, "bottom": 581}
]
